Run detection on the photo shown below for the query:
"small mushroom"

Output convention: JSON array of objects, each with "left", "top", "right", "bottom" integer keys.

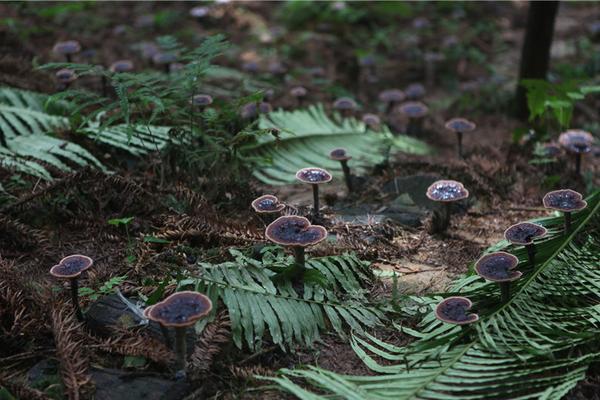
[
  {"left": 504, "top": 222, "right": 547, "bottom": 269},
  {"left": 399, "top": 101, "right": 428, "bottom": 135},
  {"left": 296, "top": 167, "right": 332, "bottom": 219},
  {"left": 153, "top": 52, "right": 178, "bottom": 74},
  {"left": 240, "top": 102, "right": 272, "bottom": 121},
  {"left": 329, "top": 148, "right": 353, "bottom": 193},
  {"left": 378, "top": 89, "right": 405, "bottom": 116},
  {"left": 265, "top": 216, "right": 327, "bottom": 281},
  {"left": 362, "top": 113, "right": 381, "bottom": 131},
  {"left": 55, "top": 68, "right": 77, "bottom": 91},
  {"left": 190, "top": 94, "right": 213, "bottom": 131},
  {"left": 475, "top": 252, "right": 521, "bottom": 302},
  {"left": 445, "top": 118, "right": 476, "bottom": 158},
  {"left": 404, "top": 83, "right": 426, "bottom": 101},
  {"left": 53, "top": 40, "right": 81, "bottom": 62},
  {"left": 435, "top": 296, "right": 479, "bottom": 325},
  {"left": 333, "top": 97, "right": 358, "bottom": 119},
  {"left": 189, "top": 5, "right": 210, "bottom": 22},
  {"left": 290, "top": 86, "right": 308, "bottom": 107},
  {"left": 558, "top": 130, "right": 594, "bottom": 175},
  {"left": 425, "top": 180, "right": 469, "bottom": 234},
  {"left": 146, "top": 291, "right": 212, "bottom": 378},
  {"left": 109, "top": 60, "right": 134, "bottom": 73},
  {"left": 251, "top": 194, "right": 286, "bottom": 224},
  {"left": 268, "top": 60, "right": 287, "bottom": 78},
  {"left": 541, "top": 142, "right": 562, "bottom": 158},
  {"left": 50, "top": 255, "right": 94, "bottom": 322},
  {"left": 542, "top": 189, "right": 587, "bottom": 232},
  {"left": 242, "top": 61, "right": 260, "bottom": 74}
]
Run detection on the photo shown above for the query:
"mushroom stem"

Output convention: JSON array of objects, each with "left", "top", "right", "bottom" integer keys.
[
  {"left": 499, "top": 282, "right": 510, "bottom": 303},
  {"left": 431, "top": 202, "right": 451, "bottom": 234},
  {"left": 160, "top": 325, "right": 172, "bottom": 349},
  {"left": 70, "top": 278, "right": 84, "bottom": 322},
  {"left": 174, "top": 326, "right": 187, "bottom": 378},
  {"left": 384, "top": 101, "right": 394, "bottom": 116},
  {"left": 564, "top": 211, "right": 572, "bottom": 232},
  {"left": 66, "top": 54, "right": 72, "bottom": 63},
  {"left": 407, "top": 117, "right": 423, "bottom": 135},
  {"left": 101, "top": 75, "right": 107, "bottom": 98},
  {"left": 292, "top": 246, "right": 306, "bottom": 276},
  {"left": 456, "top": 131, "right": 463, "bottom": 158},
  {"left": 340, "top": 160, "right": 353, "bottom": 193},
  {"left": 165, "top": 63, "right": 170, "bottom": 74},
  {"left": 311, "top": 184, "right": 320, "bottom": 218},
  {"left": 525, "top": 244, "right": 536, "bottom": 268},
  {"left": 575, "top": 154, "right": 582, "bottom": 175}
]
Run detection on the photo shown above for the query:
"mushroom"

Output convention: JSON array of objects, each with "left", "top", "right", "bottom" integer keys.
[
  {"left": 190, "top": 94, "right": 213, "bottom": 131},
  {"left": 504, "top": 222, "right": 547, "bottom": 269},
  {"left": 50, "top": 255, "right": 94, "bottom": 322},
  {"left": 53, "top": 40, "right": 81, "bottom": 62},
  {"left": 541, "top": 142, "right": 562, "bottom": 158},
  {"left": 290, "top": 86, "right": 308, "bottom": 107},
  {"left": 242, "top": 61, "right": 260, "bottom": 74},
  {"left": 251, "top": 194, "right": 286, "bottom": 224},
  {"left": 265, "top": 216, "right": 327, "bottom": 281},
  {"left": 329, "top": 148, "right": 353, "bottom": 193},
  {"left": 240, "top": 102, "right": 272, "bottom": 121},
  {"left": 362, "top": 113, "right": 381, "bottom": 131},
  {"left": 445, "top": 118, "right": 476, "bottom": 158},
  {"left": 152, "top": 52, "right": 178, "bottom": 74},
  {"left": 474, "top": 252, "right": 521, "bottom": 302},
  {"left": 542, "top": 189, "right": 587, "bottom": 232},
  {"left": 333, "top": 97, "right": 358, "bottom": 119},
  {"left": 358, "top": 54, "right": 378, "bottom": 84},
  {"left": 55, "top": 68, "right": 77, "bottom": 91},
  {"left": 109, "top": 59, "right": 134, "bottom": 73},
  {"left": 399, "top": 101, "right": 428, "bottom": 135},
  {"left": 378, "top": 89, "right": 405, "bottom": 116},
  {"left": 435, "top": 296, "right": 479, "bottom": 325},
  {"left": 295, "top": 167, "right": 332, "bottom": 219},
  {"left": 189, "top": 5, "right": 210, "bottom": 22},
  {"left": 146, "top": 291, "right": 212, "bottom": 378},
  {"left": 558, "top": 130, "right": 594, "bottom": 175},
  {"left": 268, "top": 60, "right": 287, "bottom": 79},
  {"left": 404, "top": 83, "right": 426, "bottom": 101},
  {"left": 425, "top": 180, "right": 469, "bottom": 234}
]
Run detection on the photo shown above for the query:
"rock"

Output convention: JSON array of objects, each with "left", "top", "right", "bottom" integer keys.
[{"left": 382, "top": 174, "right": 440, "bottom": 209}]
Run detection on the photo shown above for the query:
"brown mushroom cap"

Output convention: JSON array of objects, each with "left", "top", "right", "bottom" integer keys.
[
  {"left": 329, "top": 148, "right": 352, "bottom": 161},
  {"left": 558, "top": 130, "right": 594, "bottom": 154},
  {"left": 50, "top": 254, "right": 93, "bottom": 279},
  {"left": 333, "top": 97, "right": 358, "bottom": 111},
  {"left": 109, "top": 60, "right": 134, "bottom": 73},
  {"left": 504, "top": 222, "right": 547, "bottom": 246},
  {"left": 542, "top": 189, "right": 587, "bottom": 212},
  {"left": 445, "top": 118, "right": 476, "bottom": 133},
  {"left": 290, "top": 86, "right": 308, "bottom": 98},
  {"left": 435, "top": 296, "right": 479, "bottom": 325},
  {"left": 405, "top": 83, "right": 426, "bottom": 100},
  {"left": 426, "top": 180, "right": 469, "bottom": 202},
  {"left": 378, "top": 89, "right": 405, "bottom": 103},
  {"left": 146, "top": 291, "right": 212, "bottom": 328},
  {"left": 53, "top": 40, "right": 81, "bottom": 55},
  {"left": 55, "top": 69, "right": 77, "bottom": 84},
  {"left": 399, "top": 101, "right": 429, "bottom": 118},
  {"left": 265, "top": 216, "right": 327, "bottom": 247},
  {"left": 190, "top": 94, "right": 214, "bottom": 107},
  {"left": 251, "top": 194, "right": 286, "bottom": 213},
  {"left": 295, "top": 167, "right": 333, "bottom": 184},
  {"left": 475, "top": 252, "right": 521, "bottom": 282}
]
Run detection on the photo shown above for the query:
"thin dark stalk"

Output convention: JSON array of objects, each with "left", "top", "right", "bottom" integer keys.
[
  {"left": 564, "top": 212, "right": 572, "bottom": 232},
  {"left": 293, "top": 246, "right": 306, "bottom": 276},
  {"left": 70, "top": 278, "right": 84, "bottom": 322},
  {"left": 174, "top": 327, "right": 187, "bottom": 378},
  {"left": 160, "top": 325, "right": 172, "bottom": 349},
  {"left": 66, "top": 54, "right": 71, "bottom": 63},
  {"left": 101, "top": 75, "right": 107, "bottom": 98},
  {"left": 340, "top": 160, "right": 352, "bottom": 193},
  {"left": 500, "top": 282, "right": 510, "bottom": 303},
  {"left": 526, "top": 243, "right": 536, "bottom": 268},
  {"left": 457, "top": 131, "right": 463, "bottom": 158},
  {"left": 312, "top": 184, "right": 320, "bottom": 218},
  {"left": 575, "top": 154, "right": 582, "bottom": 175}
]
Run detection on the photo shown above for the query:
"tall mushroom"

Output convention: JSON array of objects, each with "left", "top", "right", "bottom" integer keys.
[
  {"left": 362, "top": 114, "right": 381, "bottom": 131},
  {"left": 558, "top": 130, "right": 594, "bottom": 175},
  {"left": 333, "top": 97, "right": 358, "bottom": 119},
  {"left": 53, "top": 40, "right": 81, "bottom": 63},
  {"left": 445, "top": 118, "right": 476, "bottom": 159},
  {"left": 329, "top": 148, "right": 353, "bottom": 193},
  {"left": 399, "top": 101, "right": 428, "bottom": 135},
  {"left": 295, "top": 167, "right": 332, "bottom": 219},
  {"left": 50, "top": 255, "right": 94, "bottom": 321},
  {"left": 251, "top": 194, "right": 286, "bottom": 224},
  {"left": 153, "top": 52, "right": 177, "bottom": 74},
  {"left": 475, "top": 252, "right": 521, "bottom": 302},
  {"left": 504, "top": 222, "right": 547, "bottom": 269},
  {"left": 146, "top": 291, "right": 212, "bottom": 378},
  {"left": 55, "top": 69, "right": 77, "bottom": 91},
  {"left": 542, "top": 189, "right": 587, "bottom": 232},
  {"left": 425, "top": 180, "right": 469, "bottom": 234},
  {"left": 290, "top": 86, "right": 308, "bottom": 107},
  {"left": 404, "top": 83, "right": 426, "bottom": 101},
  {"left": 435, "top": 296, "right": 479, "bottom": 325},
  {"left": 378, "top": 89, "right": 405, "bottom": 116}
]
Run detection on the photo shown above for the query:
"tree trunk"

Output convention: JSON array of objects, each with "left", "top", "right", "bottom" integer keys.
[{"left": 515, "top": 1, "right": 559, "bottom": 121}]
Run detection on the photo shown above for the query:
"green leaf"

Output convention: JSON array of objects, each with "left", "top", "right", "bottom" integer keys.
[
  {"left": 143, "top": 235, "right": 171, "bottom": 244},
  {"left": 108, "top": 216, "right": 134, "bottom": 226}
]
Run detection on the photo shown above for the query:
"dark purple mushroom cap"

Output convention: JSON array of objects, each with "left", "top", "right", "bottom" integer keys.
[
  {"left": 146, "top": 291, "right": 212, "bottom": 328},
  {"left": 426, "top": 180, "right": 469, "bottom": 202},
  {"left": 445, "top": 118, "right": 476, "bottom": 133},
  {"left": 333, "top": 97, "right": 358, "bottom": 111},
  {"left": 475, "top": 252, "right": 521, "bottom": 282},
  {"left": 50, "top": 254, "right": 93, "bottom": 279},
  {"left": 139, "top": 42, "right": 159, "bottom": 60},
  {"left": 290, "top": 86, "right": 308, "bottom": 98},
  {"left": 542, "top": 142, "right": 562, "bottom": 157},
  {"left": 399, "top": 101, "right": 428, "bottom": 118},
  {"left": 559, "top": 130, "right": 594, "bottom": 154},
  {"left": 143, "top": 305, "right": 153, "bottom": 319},
  {"left": 251, "top": 194, "right": 286, "bottom": 214},
  {"left": 109, "top": 60, "right": 134, "bottom": 73},
  {"left": 152, "top": 52, "right": 177, "bottom": 65},
  {"left": 55, "top": 69, "right": 77, "bottom": 84},
  {"left": 190, "top": 94, "right": 214, "bottom": 107},
  {"left": 241, "top": 102, "right": 272, "bottom": 119},
  {"left": 242, "top": 61, "right": 259, "bottom": 73},
  {"left": 435, "top": 296, "right": 479, "bottom": 325},
  {"left": 542, "top": 189, "right": 587, "bottom": 212},
  {"left": 362, "top": 113, "right": 381, "bottom": 127},
  {"left": 268, "top": 61, "right": 287, "bottom": 75},
  {"left": 53, "top": 40, "right": 81, "bottom": 55},
  {"left": 405, "top": 83, "right": 426, "bottom": 100},
  {"left": 295, "top": 167, "right": 333, "bottom": 184},
  {"left": 378, "top": 89, "right": 405, "bottom": 103},
  {"left": 265, "top": 216, "right": 327, "bottom": 247},
  {"left": 504, "top": 222, "right": 548, "bottom": 245},
  {"left": 190, "top": 6, "right": 210, "bottom": 18},
  {"left": 329, "top": 148, "right": 352, "bottom": 161}
]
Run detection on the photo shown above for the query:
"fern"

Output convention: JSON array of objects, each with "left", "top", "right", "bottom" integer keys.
[
  {"left": 180, "top": 248, "right": 385, "bottom": 351},
  {"left": 267, "top": 190, "right": 600, "bottom": 399}
]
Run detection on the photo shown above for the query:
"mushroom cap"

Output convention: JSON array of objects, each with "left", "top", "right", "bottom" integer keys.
[
  {"left": 542, "top": 189, "right": 587, "bottom": 212},
  {"left": 240, "top": 102, "right": 272, "bottom": 119},
  {"left": 251, "top": 194, "right": 286, "bottom": 213},
  {"left": 290, "top": 86, "right": 308, "bottom": 98},
  {"left": 190, "top": 94, "right": 214, "bottom": 107},
  {"left": 109, "top": 60, "right": 134, "bottom": 73},
  {"left": 265, "top": 216, "right": 327, "bottom": 247},
  {"left": 143, "top": 305, "right": 153, "bottom": 319},
  {"left": 358, "top": 54, "right": 376, "bottom": 67},
  {"left": 268, "top": 61, "right": 287, "bottom": 75},
  {"left": 55, "top": 69, "right": 77, "bottom": 84},
  {"left": 50, "top": 254, "right": 93, "bottom": 279},
  {"left": 329, "top": 148, "right": 352, "bottom": 161},
  {"left": 405, "top": 83, "right": 426, "bottom": 100},
  {"left": 152, "top": 52, "right": 177, "bottom": 65},
  {"left": 541, "top": 142, "right": 562, "bottom": 157},
  {"left": 504, "top": 222, "right": 547, "bottom": 245},
  {"left": 399, "top": 101, "right": 428, "bottom": 118},
  {"left": 295, "top": 167, "right": 333, "bottom": 184},
  {"left": 189, "top": 6, "right": 210, "bottom": 18},
  {"left": 426, "top": 180, "right": 469, "bottom": 202},
  {"left": 139, "top": 42, "right": 160, "bottom": 59},
  {"left": 53, "top": 40, "right": 81, "bottom": 55},
  {"left": 242, "top": 61, "right": 259, "bottom": 73},
  {"left": 435, "top": 296, "right": 479, "bottom": 325},
  {"left": 559, "top": 130, "right": 594, "bottom": 154},
  {"left": 362, "top": 113, "right": 381, "bottom": 127},
  {"left": 333, "top": 97, "right": 358, "bottom": 111},
  {"left": 445, "top": 118, "right": 476, "bottom": 133},
  {"left": 146, "top": 291, "right": 212, "bottom": 328},
  {"left": 474, "top": 251, "right": 521, "bottom": 282},
  {"left": 378, "top": 89, "right": 405, "bottom": 103}
]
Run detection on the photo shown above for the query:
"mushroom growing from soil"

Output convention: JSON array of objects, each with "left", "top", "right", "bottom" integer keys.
[
  {"left": 558, "top": 129, "right": 594, "bottom": 175},
  {"left": 189, "top": 5, "right": 210, "bottom": 22},
  {"left": 251, "top": 194, "right": 286, "bottom": 223},
  {"left": 329, "top": 148, "right": 353, "bottom": 193},
  {"left": 290, "top": 86, "right": 308, "bottom": 107},
  {"left": 152, "top": 52, "right": 177, "bottom": 74},
  {"left": 435, "top": 296, "right": 479, "bottom": 325},
  {"left": 542, "top": 189, "right": 587, "bottom": 232},
  {"left": 475, "top": 252, "right": 521, "bottom": 302},
  {"left": 333, "top": 97, "right": 358, "bottom": 118},
  {"left": 50, "top": 255, "right": 94, "bottom": 322},
  {"left": 295, "top": 167, "right": 332, "bottom": 219},
  {"left": 146, "top": 291, "right": 212, "bottom": 378},
  {"left": 55, "top": 69, "right": 77, "bottom": 91},
  {"left": 362, "top": 113, "right": 381, "bottom": 131},
  {"left": 425, "top": 180, "right": 469, "bottom": 234},
  {"left": 504, "top": 222, "right": 547, "bottom": 269},
  {"left": 378, "top": 89, "right": 405, "bottom": 116},
  {"left": 445, "top": 118, "right": 476, "bottom": 158},
  {"left": 53, "top": 40, "right": 81, "bottom": 62},
  {"left": 265, "top": 216, "right": 327, "bottom": 281},
  {"left": 399, "top": 101, "right": 428, "bottom": 135},
  {"left": 109, "top": 59, "right": 134, "bottom": 73},
  {"left": 404, "top": 83, "right": 426, "bottom": 101},
  {"left": 240, "top": 101, "right": 272, "bottom": 121}
]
